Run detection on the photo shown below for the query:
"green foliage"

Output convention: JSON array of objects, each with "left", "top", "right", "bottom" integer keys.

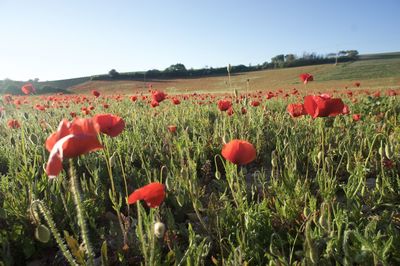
[{"left": 0, "top": 93, "right": 399, "bottom": 264}]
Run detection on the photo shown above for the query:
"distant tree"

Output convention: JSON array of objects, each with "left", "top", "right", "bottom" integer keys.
[
  {"left": 109, "top": 69, "right": 120, "bottom": 78},
  {"left": 3, "top": 85, "right": 19, "bottom": 94},
  {"left": 164, "top": 63, "right": 187, "bottom": 77},
  {"left": 284, "top": 54, "right": 296, "bottom": 62},
  {"left": 261, "top": 61, "right": 269, "bottom": 69},
  {"left": 146, "top": 69, "right": 161, "bottom": 78},
  {"left": 346, "top": 50, "right": 359, "bottom": 59},
  {"left": 165, "top": 63, "right": 187, "bottom": 73},
  {"left": 271, "top": 54, "right": 285, "bottom": 68},
  {"left": 284, "top": 54, "right": 296, "bottom": 66}
]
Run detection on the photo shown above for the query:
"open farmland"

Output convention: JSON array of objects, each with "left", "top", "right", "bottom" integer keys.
[
  {"left": 66, "top": 58, "right": 400, "bottom": 95},
  {"left": 0, "top": 79, "right": 400, "bottom": 265}
]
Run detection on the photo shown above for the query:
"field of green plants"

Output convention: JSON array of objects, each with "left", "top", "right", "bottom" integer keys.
[{"left": 0, "top": 85, "right": 399, "bottom": 265}]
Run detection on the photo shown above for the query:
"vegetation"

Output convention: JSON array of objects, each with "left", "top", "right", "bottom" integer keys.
[
  {"left": 0, "top": 86, "right": 399, "bottom": 265},
  {"left": 91, "top": 50, "right": 360, "bottom": 81}
]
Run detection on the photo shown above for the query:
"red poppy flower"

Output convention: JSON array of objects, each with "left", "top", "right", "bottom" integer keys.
[
  {"left": 35, "top": 104, "right": 46, "bottom": 111},
  {"left": 103, "top": 103, "right": 109, "bottom": 109},
  {"left": 383, "top": 158, "right": 394, "bottom": 169},
  {"left": 152, "top": 91, "right": 166, "bottom": 103},
  {"left": 128, "top": 182, "right": 166, "bottom": 208},
  {"left": 266, "top": 92, "right": 274, "bottom": 100},
  {"left": 342, "top": 105, "right": 350, "bottom": 115},
  {"left": 21, "top": 83, "right": 36, "bottom": 95},
  {"left": 45, "top": 118, "right": 103, "bottom": 177},
  {"left": 352, "top": 114, "right": 361, "bottom": 121},
  {"left": 217, "top": 99, "right": 232, "bottom": 111},
  {"left": 221, "top": 139, "right": 256, "bottom": 165},
  {"left": 387, "top": 89, "right": 397, "bottom": 96},
  {"left": 354, "top": 82, "right": 361, "bottom": 87},
  {"left": 227, "top": 107, "right": 234, "bottom": 116},
  {"left": 92, "top": 90, "right": 100, "bottom": 98},
  {"left": 172, "top": 97, "right": 181, "bottom": 105},
  {"left": 241, "top": 107, "right": 247, "bottom": 114},
  {"left": 7, "top": 119, "right": 20, "bottom": 129},
  {"left": 130, "top": 95, "right": 138, "bottom": 102},
  {"left": 150, "top": 100, "right": 159, "bottom": 108},
  {"left": 303, "top": 95, "right": 345, "bottom": 118},
  {"left": 251, "top": 101, "right": 260, "bottom": 107},
  {"left": 168, "top": 125, "right": 177, "bottom": 133},
  {"left": 93, "top": 114, "right": 125, "bottom": 137},
  {"left": 287, "top": 103, "right": 306, "bottom": 118},
  {"left": 373, "top": 91, "right": 381, "bottom": 98},
  {"left": 299, "top": 73, "right": 313, "bottom": 84}
]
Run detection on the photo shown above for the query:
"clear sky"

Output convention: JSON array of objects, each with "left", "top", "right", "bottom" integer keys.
[{"left": 1, "top": 0, "right": 399, "bottom": 81}]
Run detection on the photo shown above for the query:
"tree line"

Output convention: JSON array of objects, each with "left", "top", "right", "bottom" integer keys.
[{"left": 91, "top": 50, "right": 359, "bottom": 81}]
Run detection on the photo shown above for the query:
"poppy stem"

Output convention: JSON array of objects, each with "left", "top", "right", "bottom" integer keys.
[
  {"left": 101, "top": 137, "right": 128, "bottom": 248},
  {"left": 69, "top": 159, "right": 95, "bottom": 266},
  {"left": 136, "top": 203, "right": 148, "bottom": 262},
  {"left": 31, "top": 200, "right": 78, "bottom": 266}
]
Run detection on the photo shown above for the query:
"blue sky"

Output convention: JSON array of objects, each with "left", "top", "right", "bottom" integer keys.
[{"left": 1, "top": 0, "right": 399, "bottom": 81}]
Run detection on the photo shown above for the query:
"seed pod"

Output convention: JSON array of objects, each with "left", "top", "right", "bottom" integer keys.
[
  {"left": 154, "top": 222, "right": 166, "bottom": 239},
  {"left": 378, "top": 145, "right": 384, "bottom": 157},
  {"left": 215, "top": 171, "right": 221, "bottom": 180},
  {"left": 346, "top": 157, "right": 352, "bottom": 173},
  {"left": 271, "top": 151, "right": 278, "bottom": 168},
  {"left": 318, "top": 202, "right": 330, "bottom": 231},
  {"left": 317, "top": 151, "right": 323, "bottom": 162},
  {"left": 109, "top": 152, "right": 116, "bottom": 167},
  {"left": 385, "top": 144, "right": 392, "bottom": 159},
  {"left": 35, "top": 224, "right": 51, "bottom": 243}
]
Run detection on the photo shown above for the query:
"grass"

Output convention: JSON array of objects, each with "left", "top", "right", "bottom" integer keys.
[
  {"left": 0, "top": 88, "right": 399, "bottom": 265},
  {"left": 67, "top": 58, "right": 400, "bottom": 95}
]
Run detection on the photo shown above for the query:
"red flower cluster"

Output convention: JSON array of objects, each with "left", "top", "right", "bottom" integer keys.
[
  {"left": 287, "top": 94, "right": 346, "bottom": 119},
  {"left": 152, "top": 91, "right": 167, "bottom": 103},
  {"left": 303, "top": 94, "right": 345, "bottom": 118}
]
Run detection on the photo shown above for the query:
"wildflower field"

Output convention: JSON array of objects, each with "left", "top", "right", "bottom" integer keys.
[{"left": 0, "top": 81, "right": 400, "bottom": 265}]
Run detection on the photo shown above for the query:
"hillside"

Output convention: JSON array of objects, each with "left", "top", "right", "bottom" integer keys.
[
  {"left": 68, "top": 57, "right": 400, "bottom": 94},
  {"left": 1, "top": 54, "right": 400, "bottom": 95}
]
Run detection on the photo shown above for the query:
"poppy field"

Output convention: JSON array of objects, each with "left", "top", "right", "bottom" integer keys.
[{"left": 0, "top": 81, "right": 400, "bottom": 265}]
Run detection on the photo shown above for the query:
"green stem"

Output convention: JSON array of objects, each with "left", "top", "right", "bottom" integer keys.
[
  {"left": 69, "top": 159, "right": 94, "bottom": 266},
  {"left": 102, "top": 137, "right": 127, "bottom": 247},
  {"left": 31, "top": 200, "right": 78, "bottom": 266},
  {"left": 137, "top": 203, "right": 148, "bottom": 263}
]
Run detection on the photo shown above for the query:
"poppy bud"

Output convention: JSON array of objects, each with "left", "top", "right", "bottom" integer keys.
[
  {"left": 154, "top": 222, "right": 166, "bottom": 239},
  {"left": 35, "top": 224, "right": 51, "bottom": 243},
  {"left": 385, "top": 144, "right": 393, "bottom": 159},
  {"left": 317, "top": 151, "right": 323, "bottom": 162},
  {"left": 378, "top": 146, "right": 384, "bottom": 157},
  {"left": 215, "top": 171, "right": 221, "bottom": 180}
]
